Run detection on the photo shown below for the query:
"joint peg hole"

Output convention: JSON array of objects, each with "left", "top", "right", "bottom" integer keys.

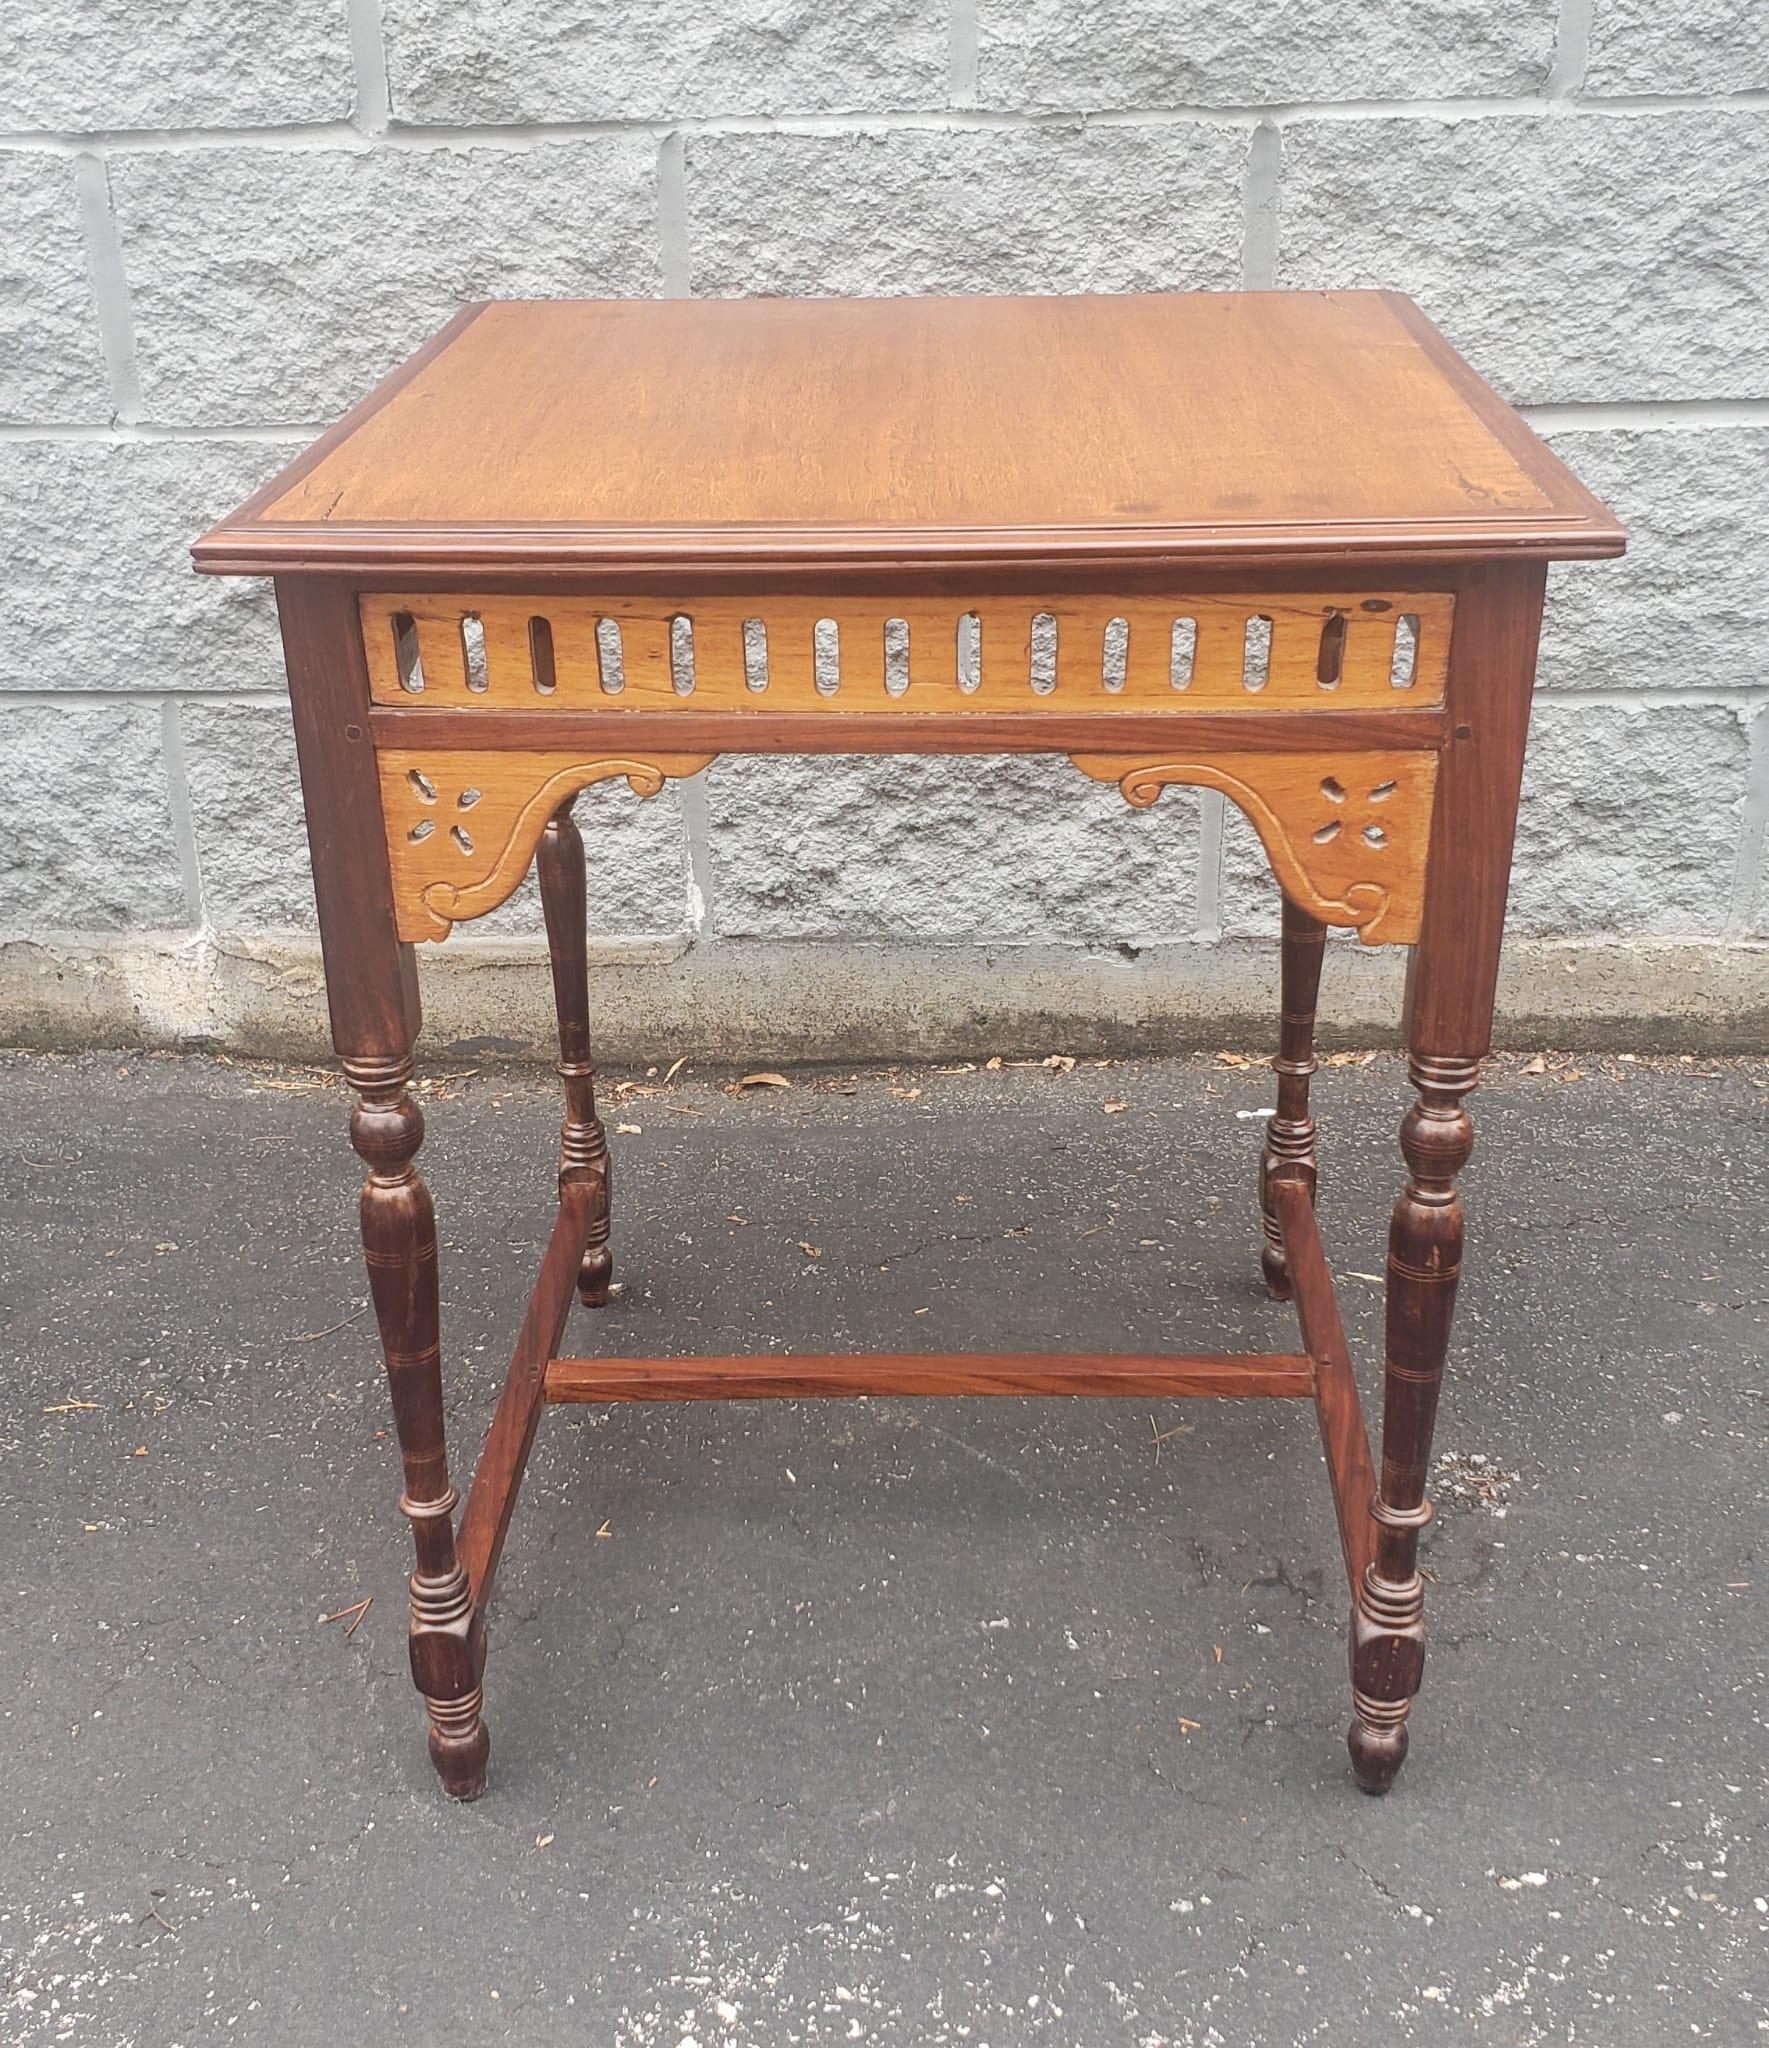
[
  {"left": 408, "top": 818, "right": 435, "bottom": 843},
  {"left": 1363, "top": 823, "right": 1388, "bottom": 848},
  {"left": 450, "top": 824, "right": 475, "bottom": 855},
  {"left": 1313, "top": 820, "right": 1342, "bottom": 844},
  {"left": 457, "top": 787, "right": 481, "bottom": 810},
  {"left": 407, "top": 769, "right": 437, "bottom": 803},
  {"left": 1320, "top": 776, "right": 1347, "bottom": 803},
  {"left": 1368, "top": 779, "right": 1397, "bottom": 802}
]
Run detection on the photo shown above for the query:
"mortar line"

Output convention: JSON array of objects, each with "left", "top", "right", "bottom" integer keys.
[
  {"left": 1240, "top": 123, "right": 1281, "bottom": 289},
  {"left": 1523, "top": 399, "right": 1769, "bottom": 431},
  {"left": 0, "top": 689, "right": 293, "bottom": 710},
  {"left": 0, "top": 421, "right": 322, "bottom": 443},
  {"left": 656, "top": 131, "right": 690, "bottom": 297},
  {"left": 1194, "top": 791, "right": 1225, "bottom": 941},
  {"left": 345, "top": 0, "right": 393, "bottom": 136},
  {"left": 1534, "top": 687, "right": 1769, "bottom": 711},
  {"left": 948, "top": 0, "right": 980, "bottom": 108},
  {"left": 71, "top": 152, "right": 141, "bottom": 425},
  {"left": 159, "top": 699, "right": 207, "bottom": 928},
  {"left": 4, "top": 88, "right": 1766, "bottom": 152},
  {"left": 1728, "top": 705, "right": 1769, "bottom": 936},
  {"left": 1547, "top": 0, "right": 1596, "bottom": 100},
  {"left": 651, "top": 125, "right": 713, "bottom": 931},
  {"left": 7, "top": 402, "right": 1766, "bottom": 447},
  {"left": 678, "top": 776, "right": 717, "bottom": 941}
]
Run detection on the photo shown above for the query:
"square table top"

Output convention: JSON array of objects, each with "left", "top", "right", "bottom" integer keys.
[{"left": 195, "top": 291, "right": 1623, "bottom": 581}]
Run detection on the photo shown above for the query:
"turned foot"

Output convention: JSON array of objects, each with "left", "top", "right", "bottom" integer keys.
[
  {"left": 1344, "top": 1052, "right": 1476, "bottom": 1794},
  {"left": 1348, "top": 1700, "right": 1409, "bottom": 1794},
  {"left": 578, "top": 1241, "right": 614, "bottom": 1308},
  {"left": 427, "top": 1686, "right": 491, "bottom": 1799}
]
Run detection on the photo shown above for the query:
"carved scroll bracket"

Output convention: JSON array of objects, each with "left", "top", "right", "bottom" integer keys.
[
  {"left": 1070, "top": 749, "right": 1438, "bottom": 946},
  {"left": 379, "top": 749, "right": 715, "bottom": 941}
]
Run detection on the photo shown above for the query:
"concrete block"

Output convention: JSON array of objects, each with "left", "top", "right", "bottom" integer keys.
[
  {"left": 976, "top": 0, "right": 1555, "bottom": 110},
  {"left": 1538, "top": 427, "right": 1769, "bottom": 694},
  {"left": 0, "top": 151, "right": 109, "bottom": 421},
  {"left": 3, "top": 0, "right": 353, "bottom": 131},
  {"left": 180, "top": 703, "right": 696, "bottom": 936},
  {"left": 686, "top": 124, "right": 1247, "bottom": 296},
  {"left": 1217, "top": 799, "right": 1285, "bottom": 942},
  {"left": 0, "top": 702, "right": 186, "bottom": 929},
  {"left": 706, "top": 756, "right": 1198, "bottom": 941},
  {"left": 1586, "top": 0, "right": 1769, "bottom": 96},
  {"left": 0, "top": 438, "right": 298, "bottom": 694},
  {"left": 381, "top": 0, "right": 944, "bottom": 122},
  {"left": 111, "top": 141, "right": 660, "bottom": 427},
  {"left": 1278, "top": 113, "right": 1769, "bottom": 402},
  {"left": 1219, "top": 704, "right": 1752, "bottom": 944},
  {"left": 1510, "top": 704, "right": 1747, "bottom": 937}
]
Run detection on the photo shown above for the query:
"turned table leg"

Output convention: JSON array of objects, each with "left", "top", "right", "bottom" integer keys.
[
  {"left": 1344, "top": 560, "right": 1544, "bottom": 1793},
  {"left": 1347, "top": 1052, "right": 1476, "bottom": 1792},
  {"left": 1260, "top": 897, "right": 1326, "bottom": 1300},
  {"left": 346, "top": 1052, "right": 489, "bottom": 1799},
  {"left": 537, "top": 797, "right": 614, "bottom": 1306}
]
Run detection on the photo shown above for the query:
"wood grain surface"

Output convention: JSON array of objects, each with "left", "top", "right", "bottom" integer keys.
[
  {"left": 543, "top": 1352, "right": 1317, "bottom": 1402},
  {"left": 196, "top": 293, "right": 1625, "bottom": 578}
]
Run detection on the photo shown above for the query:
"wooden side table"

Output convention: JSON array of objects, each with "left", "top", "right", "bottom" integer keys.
[{"left": 195, "top": 292, "right": 1623, "bottom": 1800}]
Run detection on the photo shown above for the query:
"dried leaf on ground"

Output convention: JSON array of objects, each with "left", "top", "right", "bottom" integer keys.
[{"left": 737, "top": 1071, "right": 791, "bottom": 1090}]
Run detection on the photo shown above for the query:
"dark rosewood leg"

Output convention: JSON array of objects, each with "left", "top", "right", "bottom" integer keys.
[
  {"left": 1348, "top": 1053, "right": 1476, "bottom": 1792},
  {"left": 277, "top": 578, "right": 493, "bottom": 1800},
  {"left": 346, "top": 1053, "right": 489, "bottom": 1799},
  {"left": 537, "top": 798, "right": 613, "bottom": 1306},
  {"left": 1260, "top": 896, "right": 1326, "bottom": 1299},
  {"left": 1346, "top": 560, "right": 1545, "bottom": 1793}
]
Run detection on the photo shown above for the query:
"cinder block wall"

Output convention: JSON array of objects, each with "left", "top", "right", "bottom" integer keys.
[{"left": 2, "top": 1, "right": 1766, "bottom": 1057}]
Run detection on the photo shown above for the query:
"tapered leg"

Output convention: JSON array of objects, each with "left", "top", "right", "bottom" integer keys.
[
  {"left": 1260, "top": 897, "right": 1326, "bottom": 1299},
  {"left": 537, "top": 798, "right": 613, "bottom": 1306},
  {"left": 345, "top": 1051, "right": 489, "bottom": 1800},
  {"left": 1347, "top": 1051, "right": 1477, "bottom": 1792}
]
